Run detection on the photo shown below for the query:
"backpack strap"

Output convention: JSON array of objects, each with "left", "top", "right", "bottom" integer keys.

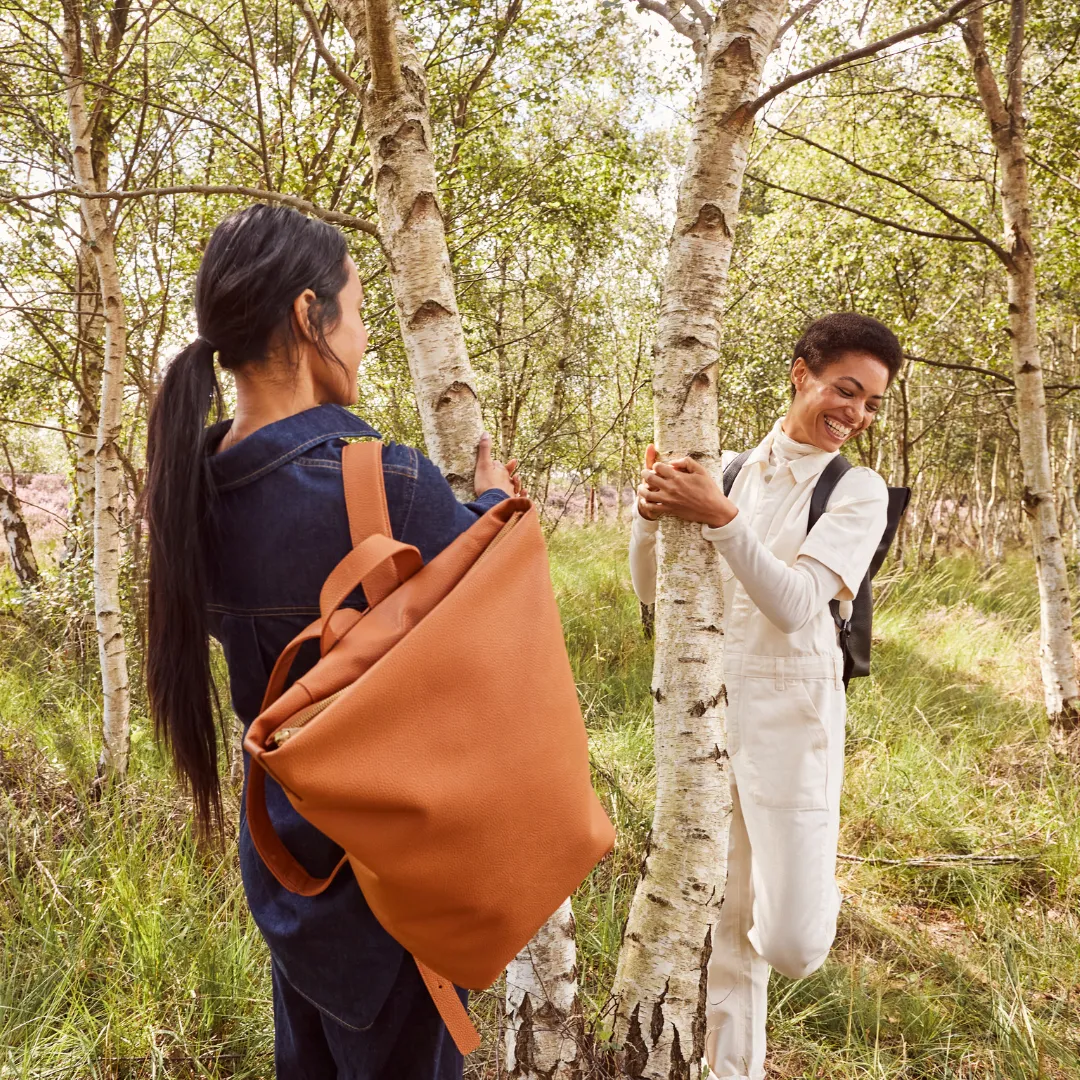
[
  {"left": 722, "top": 449, "right": 752, "bottom": 497},
  {"left": 806, "top": 453, "right": 852, "bottom": 533},
  {"left": 341, "top": 440, "right": 403, "bottom": 605},
  {"left": 415, "top": 960, "right": 482, "bottom": 1054},
  {"left": 343, "top": 440, "right": 392, "bottom": 544},
  {"left": 805, "top": 454, "right": 854, "bottom": 678}
]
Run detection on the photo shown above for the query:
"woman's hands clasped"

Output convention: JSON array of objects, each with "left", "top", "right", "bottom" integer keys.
[
  {"left": 637, "top": 444, "right": 736, "bottom": 528},
  {"left": 475, "top": 431, "right": 526, "bottom": 498}
]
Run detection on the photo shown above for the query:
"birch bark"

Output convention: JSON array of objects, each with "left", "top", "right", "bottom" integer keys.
[
  {"left": 319, "top": 2, "right": 581, "bottom": 1067},
  {"left": 326, "top": 0, "right": 483, "bottom": 495},
  {"left": 963, "top": 2, "right": 1080, "bottom": 727},
  {"left": 0, "top": 480, "right": 39, "bottom": 588},
  {"left": 71, "top": 238, "right": 104, "bottom": 559},
  {"left": 61, "top": 0, "right": 132, "bottom": 777},
  {"left": 504, "top": 898, "right": 581, "bottom": 1079},
  {"left": 611, "top": 5, "right": 787, "bottom": 1077}
]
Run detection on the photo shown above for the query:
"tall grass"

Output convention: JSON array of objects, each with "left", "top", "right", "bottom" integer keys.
[{"left": 1, "top": 532, "right": 1078, "bottom": 1077}]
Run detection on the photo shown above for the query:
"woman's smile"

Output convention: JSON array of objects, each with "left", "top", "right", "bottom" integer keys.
[{"left": 822, "top": 415, "right": 854, "bottom": 444}]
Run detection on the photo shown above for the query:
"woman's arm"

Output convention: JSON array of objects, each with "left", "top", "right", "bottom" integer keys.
[
  {"left": 703, "top": 466, "right": 888, "bottom": 634},
  {"left": 703, "top": 513, "right": 844, "bottom": 633},
  {"left": 396, "top": 434, "right": 520, "bottom": 560},
  {"left": 629, "top": 504, "right": 660, "bottom": 605}
]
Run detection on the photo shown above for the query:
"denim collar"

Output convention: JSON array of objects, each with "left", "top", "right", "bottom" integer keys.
[{"left": 206, "top": 404, "right": 380, "bottom": 492}]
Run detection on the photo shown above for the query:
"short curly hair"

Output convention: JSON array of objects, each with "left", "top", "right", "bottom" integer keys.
[{"left": 793, "top": 312, "right": 903, "bottom": 384}]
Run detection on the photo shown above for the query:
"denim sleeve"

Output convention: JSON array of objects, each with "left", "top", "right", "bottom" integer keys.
[{"left": 395, "top": 447, "right": 510, "bottom": 564}]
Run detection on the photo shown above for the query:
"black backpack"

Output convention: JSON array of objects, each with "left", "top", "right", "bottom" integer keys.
[{"left": 722, "top": 451, "right": 910, "bottom": 687}]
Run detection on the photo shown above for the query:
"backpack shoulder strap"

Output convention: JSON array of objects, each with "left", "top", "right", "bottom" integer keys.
[
  {"left": 341, "top": 439, "right": 403, "bottom": 604},
  {"left": 722, "top": 449, "right": 752, "bottom": 497},
  {"left": 342, "top": 440, "right": 391, "bottom": 546},
  {"left": 807, "top": 454, "right": 853, "bottom": 532}
]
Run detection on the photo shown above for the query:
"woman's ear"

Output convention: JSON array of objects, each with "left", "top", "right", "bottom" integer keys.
[
  {"left": 291, "top": 288, "right": 318, "bottom": 344},
  {"left": 791, "top": 355, "right": 809, "bottom": 393}
]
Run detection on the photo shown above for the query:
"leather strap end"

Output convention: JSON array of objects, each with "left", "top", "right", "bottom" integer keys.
[{"left": 414, "top": 959, "right": 481, "bottom": 1056}]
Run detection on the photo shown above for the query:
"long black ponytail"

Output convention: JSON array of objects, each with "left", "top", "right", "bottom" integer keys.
[{"left": 145, "top": 204, "right": 348, "bottom": 834}]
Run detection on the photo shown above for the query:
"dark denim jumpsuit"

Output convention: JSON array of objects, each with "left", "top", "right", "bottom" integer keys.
[{"left": 204, "top": 404, "right": 507, "bottom": 1079}]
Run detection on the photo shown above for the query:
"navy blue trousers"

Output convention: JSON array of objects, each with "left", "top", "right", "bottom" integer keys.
[{"left": 271, "top": 959, "right": 466, "bottom": 1079}]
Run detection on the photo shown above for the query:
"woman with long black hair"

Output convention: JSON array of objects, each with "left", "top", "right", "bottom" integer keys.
[{"left": 144, "top": 204, "right": 519, "bottom": 1078}]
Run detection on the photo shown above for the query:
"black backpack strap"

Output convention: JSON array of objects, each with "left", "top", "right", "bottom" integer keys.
[
  {"left": 804, "top": 455, "right": 855, "bottom": 681},
  {"left": 806, "top": 454, "right": 852, "bottom": 534},
  {"left": 722, "top": 450, "right": 752, "bottom": 497}
]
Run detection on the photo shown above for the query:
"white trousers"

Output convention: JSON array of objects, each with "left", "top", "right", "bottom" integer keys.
[{"left": 704, "top": 655, "right": 846, "bottom": 1079}]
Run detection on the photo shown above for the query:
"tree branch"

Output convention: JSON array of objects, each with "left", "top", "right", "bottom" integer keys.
[
  {"left": 745, "top": 172, "right": 984, "bottom": 244},
  {"left": 906, "top": 352, "right": 1014, "bottom": 385},
  {"left": 633, "top": 1, "right": 705, "bottom": 49},
  {"left": 292, "top": 0, "right": 364, "bottom": 100},
  {"left": 0, "top": 185, "right": 379, "bottom": 237},
  {"left": 776, "top": 0, "right": 825, "bottom": 43},
  {"left": 1029, "top": 153, "right": 1080, "bottom": 196},
  {"left": 764, "top": 120, "right": 1013, "bottom": 266},
  {"left": 748, "top": 0, "right": 980, "bottom": 116},
  {"left": 0, "top": 416, "right": 82, "bottom": 437}
]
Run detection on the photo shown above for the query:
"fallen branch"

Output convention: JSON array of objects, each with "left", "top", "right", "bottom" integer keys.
[{"left": 839, "top": 851, "right": 1034, "bottom": 867}]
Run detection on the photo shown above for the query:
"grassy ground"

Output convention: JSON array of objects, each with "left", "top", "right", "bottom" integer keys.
[{"left": 1, "top": 528, "right": 1078, "bottom": 1077}]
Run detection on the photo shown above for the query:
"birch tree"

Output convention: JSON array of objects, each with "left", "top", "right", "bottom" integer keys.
[
  {"left": 60, "top": 0, "right": 132, "bottom": 778},
  {"left": 303, "top": 0, "right": 582, "bottom": 1068},
  {"left": 612, "top": 3, "right": 982, "bottom": 1075},
  {"left": 72, "top": 239, "right": 103, "bottom": 559},
  {"left": 610, "top": 7, "right": 787, "bottom": 1074},
  {"left": 0, "top": 479, "right": 40, "bottom": 588},
  {"left": 960, "top": 0, "right": 1080, "bottom": 728},
  {"left": 310, "top": 0, "right": 485, "bottom": 493}
]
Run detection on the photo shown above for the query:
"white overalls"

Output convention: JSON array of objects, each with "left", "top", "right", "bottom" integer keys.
[{"left": 630, "top": 419, "right": 888, "bottom": 1080}]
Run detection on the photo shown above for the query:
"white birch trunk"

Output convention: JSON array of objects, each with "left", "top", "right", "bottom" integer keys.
[
  {"left": 0, "top": 480, "right": 39, "bottom": 588},
  {"left": 611, "top": 5, "right": 786, "bottom": 1077},
  {"left": 73, "top": 238, "right": 103, "bottom": 557},
  {"left": 61, "top": 0, "right": 132, "bottom": 777},
  {"left": 1063, "top": 418, "right": 1080, "bottom": 557},
  {"left": 327, "top": 2, "right": 580, "bottom": 1066},
  {"left": 329, "top": 0, "right": 483, "bottom": 495},
  {"left": 504, "top": 898, "right": 581, "bottom": 1079},
  {"left": 963, "top": 2, "right": 1080, "bottom": 727}
]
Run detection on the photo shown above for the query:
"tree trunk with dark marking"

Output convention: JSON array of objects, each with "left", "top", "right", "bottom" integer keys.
[
  {"left": 0, "top": 480, "right": 39, "bottom": 589},
  {"left": 962, "top": 1, "right": 1080, "bottom": 728},
  {"left": 329, "top": 0, "right": 483, "bottom": 495},
  {"left": 610, "top": 4, "right": 787, "bottom": 1077}
]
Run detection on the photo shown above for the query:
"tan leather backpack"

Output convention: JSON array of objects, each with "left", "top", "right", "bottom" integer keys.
[{"left": 243, "top": 441, "right": 615, "bottom": 1053}]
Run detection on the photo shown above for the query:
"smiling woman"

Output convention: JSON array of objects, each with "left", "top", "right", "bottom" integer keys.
[{"left": 631, "top": 311, "right": 902, "bottom": 1080}]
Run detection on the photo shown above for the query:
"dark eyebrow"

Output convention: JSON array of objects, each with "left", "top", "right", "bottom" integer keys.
[{"left": 838, "top": 374, "right": 883, "bottom": 400}]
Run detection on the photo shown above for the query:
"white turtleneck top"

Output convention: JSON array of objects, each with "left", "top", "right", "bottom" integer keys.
[{"left": 630, "top": 421, "right": 846, "bottom": 635}]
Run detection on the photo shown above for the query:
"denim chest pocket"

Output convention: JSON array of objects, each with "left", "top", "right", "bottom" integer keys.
[{"left": 736, "top": 676, "right": 831, "bottom": 811}]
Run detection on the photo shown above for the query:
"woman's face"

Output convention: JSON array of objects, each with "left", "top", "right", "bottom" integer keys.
[
  {"left": 784, "top": 350, "right": 890, "bottom": 452},
  {"left": 312, "top": 256, "right": 368, "bottom": 406}
]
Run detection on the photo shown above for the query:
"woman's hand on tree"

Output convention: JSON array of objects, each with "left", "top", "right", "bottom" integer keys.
[
  {"left": 475, "top": 432, "right": 526, "bottom": 498},
  {"left": 638, "top": 445, "right": 735, "bottom": 528},
  {"left": 636, "top": 444, "right": 661, "bottom": 520}
]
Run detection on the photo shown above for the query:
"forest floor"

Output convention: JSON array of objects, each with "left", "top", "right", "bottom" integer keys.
[{"left": 1, "top": 528, "right": 1078, "bottom": 1078}]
